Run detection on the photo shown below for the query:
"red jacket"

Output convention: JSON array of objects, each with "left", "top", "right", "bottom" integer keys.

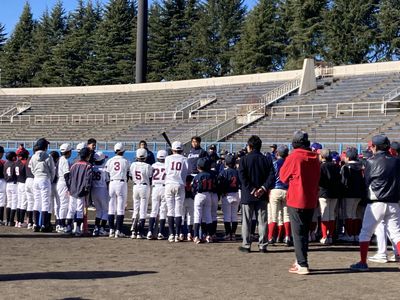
[{"left": 279, "top": 148, "right": 320, "bottom": 209}]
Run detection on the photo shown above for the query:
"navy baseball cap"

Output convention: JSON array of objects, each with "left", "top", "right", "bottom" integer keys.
[
  {"left": 197, "top": 157, "right": 208, "bottom": 169},
  {"left": 372, "top": 135, "right": 390, "bottom": 147},
  {"left": 35, "top": 138, "right": 50, "bottom": 149},
  {"left": 346, "top": 148, "right": 358, "bottom": 161}
]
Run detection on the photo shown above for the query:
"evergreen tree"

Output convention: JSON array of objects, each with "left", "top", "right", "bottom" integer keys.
[
  {"left": 1, "top": 2, "right": 35, "bottom": 87},
  {"left": 323, "top": 0, "right": 378, "bottom": 64},
  {"left": 233, "top": 0, "right": 286, "bottom": 74},
  {"left": 281, "top": 0, "right": 327, "bottom": 70},
  {"left": 48, "top": 0, "right": 101, "bottom": 86},
  {"left": 375, "top": 0, "right": 400, "bottom": 61},
  {"left": 0, "top": 23, "right": 6, "bottom": 50},
  {"left": 92, "top": 0, "right": 136, "bottom": 85},
  {"left": 195, "top": 0, "right": 246, "bottom": 77}
]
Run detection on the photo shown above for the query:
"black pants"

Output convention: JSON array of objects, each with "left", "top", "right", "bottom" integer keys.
[{"left": 288, "top": 206, "right": 314, "bottom": 268}]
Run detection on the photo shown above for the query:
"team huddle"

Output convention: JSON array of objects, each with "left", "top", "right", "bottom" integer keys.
[{"left": 0, "top": 137, "right": 241, "bottom": 244}]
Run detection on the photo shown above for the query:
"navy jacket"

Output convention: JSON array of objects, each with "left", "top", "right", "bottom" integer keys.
[
  {"left": 319, "top": 161, "right": 343, "bottom": 198},
  {"left": 68, "top": 160, "right": 93, "bottom": 198},
  {"left": 187, "top": 147, "right": 207, "bottom": 174},
  {"left": 238, "top": 150, "right": 275, "bottom": 204}
]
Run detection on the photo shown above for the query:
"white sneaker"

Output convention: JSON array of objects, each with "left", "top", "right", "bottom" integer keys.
[
  {"left": 157, "top": 233, "right": 165, "bottom": 240},
  {"left": 187, "top": 233, "right": 193, "bottom": 241},
  {"left": 17, "top": 222, "right": 22, "bottom": 228},
  {"left": 205, "top": 235, "right": 213, "bottom": 243},
  {"left": 27, "top": 223, "right": 33, "bottom": 230},
  {"left": 320, "top": 237, "right": 329, "bottom": 245},
  {"left": 368, "top": 253, "right": 388, "bottom": 263},
  {"left": 109, "top": 229, "right": 115, "bottom": 238},
  {"left": 174, "top": 235, "right": 180, "bottom": 243},
  {"left": 115, "top": 230, "right": 125, "bottom": 238},
  {"left": 147, "top": 232, "right": 153, "bottom": 240},
  {"left": 131, "top": 232, "right": 137, "bottom": 239},
  {"left": 168, "top": 234, "right": 175, "bottom": 243},
  {"left": 93, "top": 227, "right": 99, "bottom": 236},
  {"left": 179, "top": 234, "right": 184, "bottom": 241},
  {"left": 388, "top": 255, "right": 400, "bottom": 262},
  {"left": 136, "top": 233, "right": 144, "bottom": 239},
  {"left": 193, "top": 237, "right": 201, "bottom": 244}
]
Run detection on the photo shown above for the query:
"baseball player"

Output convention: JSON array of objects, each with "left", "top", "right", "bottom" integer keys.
[
  {"left": 92, "top": 151, "right": 109, "bottom": 236},
  {"left": 66, "top": 148, "right": 93, "bottom": 237},
  {"left": 57, "top": 143, "right": 72, "bottom": 233},
  {"left": 191, "top": 158, "right": 213, "bottom": 244},
  {"left": 130, "top": 148, "right": 152, "bottom": 239},
  {"left": 105, "top": 142, "right": 130, "bottom": 238},
  {"left": 29, "top": 138, "right": 55, "bottom": 232},
  {"left": 49, "top": 151, "right": 61, "bottom": 231},
  {"left": 147, "top": 150, "right": 167, "bottom": 240},
  {"left": 183, "top": 174, "right": 194, "bottom": 241},
  {"left": 218, "top": 154, "right": 241, "bottom": 241},
  {"left": 165, "top": 141, "right": 188, "bottom": 242},
  {"left": 350, "top": 135, "right": 400, "bottom": 271},
  {"left": 4, "top": 151, "right": 18, "bottom": 226},
  {"left": 0, "top": 146, "right": 6, "bottom": 225},
  {"left": 15, "top": 149, "right": 29, "bottom": 227},
  {"left": 25, "top": 154, "right": 35, "bottom": 229}
]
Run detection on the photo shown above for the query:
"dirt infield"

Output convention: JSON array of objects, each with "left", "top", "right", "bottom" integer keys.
[{"left": 0, "top": 226, "right": 399, "bottom": 300}]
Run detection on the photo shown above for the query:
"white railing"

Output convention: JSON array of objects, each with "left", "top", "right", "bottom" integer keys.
[
  {"left": 145, "top": 111, "right": 183, "bottom": 123},
  {"left": 270, "top": 104, "right": 329, "bottom": 120},
  {"left": 16, "top": 102, "right": 32, "bottom": 113},
  {"left": 315, "top": 65, "right": 334, "bottom": 78},
  {"left": 336, "top": 100, "right": 400, "bottom": 117},
  {"left": 175, "top": 93, "right": 217, "bottom": 112},
  {"left": 189, "top": 108, "right": 227, "bottom": 122},
  {"left": 0, "top": 105, "right": 16, "bottom": 117},
  {"left": 382, "top": 87, "right": 400, "bottom": 103},
  {"left": 235, "top": 103, "right": 265, "bottom": 116},
  {"left": 34, "top": 115, "right": 69, "bottom": 124},
  {"left": 107, "top": 113, "right": 142, "bottom": 124},
  {"left": 71, "top": 114, "right": 105, "bottom": 124},
  {"left": 261, "top": 75, "right": 302, "bottom": 106}
]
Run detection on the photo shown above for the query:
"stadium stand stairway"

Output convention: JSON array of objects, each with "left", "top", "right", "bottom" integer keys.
[{"left": 225, "top": 72, "right": 400, "bottom": 145}]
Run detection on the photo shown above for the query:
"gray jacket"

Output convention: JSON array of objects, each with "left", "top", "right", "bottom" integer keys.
[{"left": 28, "top": 150, "right": 55, "bottom": 181}]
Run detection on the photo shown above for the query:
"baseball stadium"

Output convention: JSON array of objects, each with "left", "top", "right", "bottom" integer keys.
[{"left": 0, "top": 0, "right": 400, "bottom": 299}]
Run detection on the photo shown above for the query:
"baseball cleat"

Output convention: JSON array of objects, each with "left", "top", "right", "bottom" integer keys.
[
  {"left": 187, "top": 233, "right": 193, "bottom": 241},
  {"left": 193, "top": 237, "right": 201, "bottom": 244},
  {"left": 109, "top": 229, "right": 115, "bottom": 238},
  {"left": 136, "top": 234, "right": 144, "bottom": 239},
  {"left": 74, "top": 228, "right": 82, "bottom": 237},
  {"left": 157, "top": 233, "right": 165, "bottom": 240},
  {"left": 289, "top": 263, "right": 310, "bottom": 275},
  {"left": 114, "top": 230, "right": 125, "bottom": 238},
  {"left": 168, "top": 234, "right": 175, "bottom": 243},
  {"left": 93, "top": 227, "right": 100, "bottom": 236},
  {"left": 131, "top": 232, "right": 137, "bottom": 239},
  {"left": 174, "top": 235, "right": 180, "bottom": 243},
  {"left": 178, "top": 234, "right": 184, "bottom": 241},
  {"left": 205, "top": 235, "right": 213, "bottom": 243},
  {"left": 99, "top": 227, "right": 108, "bottom": 236},
  {"left": 388, "top": 255, "right": 400, "bottom": 262},
  {"left": 368, "top": 253, "right": 388, "bottom": 263},
  {"left": 147, "top": 232, "right": 153, "bottom": 240},
  {"left": 27, "top": 223, "right": 33, "bottom": 229},
  {"left": 350, "top": 261, "right": 369, "bottom": 271}
]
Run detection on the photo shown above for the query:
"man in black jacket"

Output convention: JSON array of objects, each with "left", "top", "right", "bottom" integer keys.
[
  {"left": 238, "top": 135, "right": 275, "bottom": 253},
  {"left": 350, "top": 135, "right": 400, "bottom": 271}
]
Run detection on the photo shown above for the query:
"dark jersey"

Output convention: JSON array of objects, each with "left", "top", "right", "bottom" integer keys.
[
  {"left": 218, "top": 167, "right": 240, "bottom": 194},
  {"left": 4, "top": 161, "right": 17, "bottom": 183},
  {"left": 187, "top": 147, "right": 207, "bottom": 174},
  {"left": 68, "top": 161, "right": 93, "bottom": 198},
  {"left": 185, "top": 175, "right": 194, "bottom": 199},
  {"left": 16, "top": 160, "right": 27, "bottom": 183},
  {"left": 0, "top": 160, "right": 5, "bottom": 179},
  {"left": 192, "top": 171, "right": 213, "bottom": 194},
  {"left": 26, "top": 157, "right": 34, "bottom": 179}
]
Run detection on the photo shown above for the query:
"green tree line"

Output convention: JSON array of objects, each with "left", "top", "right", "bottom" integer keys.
[{"left": 0, "top": 0, "right": 399, "bottom": 87}]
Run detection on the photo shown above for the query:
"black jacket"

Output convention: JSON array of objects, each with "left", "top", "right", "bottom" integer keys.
[
  {"left": 365, "top": 151, "right": 400, "bottom": 203},
  {"left": 238, "top": 150, "right": 275, "bottom": 204},
  {"left": 340, "top": 161, "right": 365, "bottom": 199},
  {"left": 319, "top": 161, "right": 342, "bottom": 198}
]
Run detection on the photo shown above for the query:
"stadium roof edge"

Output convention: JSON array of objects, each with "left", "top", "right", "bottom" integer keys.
[{"left": 1, "top": 61, "right": 399, "bottom": 96}]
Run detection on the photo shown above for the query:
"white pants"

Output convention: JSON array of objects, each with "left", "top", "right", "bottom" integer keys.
[
  {"left": 132, "top": 185, "right": 150, "bottom": 219},
  {"left": 33, "top": 177, "right": 51, "bottom": 212},
  {"left": 6, "top": 182, "right": 18, "bottom": 209},
  {"left": 57, "top": 180, "right": 70, "bottom": 219},
  {"left": 17, "top": 182, "right": 27, "bottom": 210},
  {"left": 108, "top": 181, "right": 127, "bottom": 215},
  {"left": 269, "top": 189, "right": 289, "bottom": 223},
  {"left": 0, "top": 179, "right": 6, "bottom": 207},
  {"left": 67, "top": 196, "right": 85, "bottom": 219},
  {"left": 51, "top": 183, "right": 59, "bottom": 218},
  {"left": 359, "top": 202, "right": 400, "bottom": 245},
  {"left": 211, "top": 192, "right": 218, "bottom": 222},
  {"left": 222, "top": 192, "right": 239, "bottom": 222},
  {"left": 160, "top": 198, "right": 167, "bottom": 220},
  {"left": 165, "top": 183, "right": 185, "bottom": 217},
  {"left": 183, "top": 197, "right": 194, "bottom": 225},
  {"left": 319, "top": 197, "right": 338, "bottom": 221},
  {"left": 150, "top": 185, "right": 165, "bottom": 218},
  {"left": 92, "top": 187, "right": 109, "bottom": 220},
  {"left": 25, "top": 178, "right": 34, "bottom": 211},
  {"left": 194, "top": 192, "right": 212, "bottom": 224},
  {"left": 344, "top": 198, "right": 361, "bottom": 219}
]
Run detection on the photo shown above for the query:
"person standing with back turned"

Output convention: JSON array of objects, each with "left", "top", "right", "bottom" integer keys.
[
  {"left": 238, "top": 135, "right": 275, "bottom": 253},
  {"left": 280, "top": 131, "right": 320, "bottom": 275}
]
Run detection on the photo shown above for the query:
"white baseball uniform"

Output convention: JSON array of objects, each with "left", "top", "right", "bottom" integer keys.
[
  {"left": 150, "top": 161, "right": 166, "bottom": 218},
  {"left": 165, "top": 154, "right": 188, "bottom": 218},
  {"left": 106, "top": 155, "right": 129, "bottom": 216},
  {"left": 57, "top": 155, "right": 71, "bottom": 220},
  {"left": 92, "top": 162, "right": 109, "bottom": 221},
  {"left": 130, "top": 161, "right": 152, "bottom": 220}
]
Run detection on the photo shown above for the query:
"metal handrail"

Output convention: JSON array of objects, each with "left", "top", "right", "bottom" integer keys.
[
  {"left": 315, "top": 65, "right": 334, "bottom": 78},
  {"left": 261, "top": 75, "right": 302, "bottom": 106},
  {"left": 144, "top": 111, "right": 183, "bottom": 123},
  {"left": 336, "top": 100, "right": 400, "bottom": 117},
  {"left": 189, "top": 108, "right": 227, "bottom": 122},
  {"left": 382, "top": 86, "right": 400, "bottom": 103},
  {"left": 271, "top": 104, "right": 329, "bottom": 120},
  {"left": 175, "top": 93, "right": 217, "bottom": 112}
]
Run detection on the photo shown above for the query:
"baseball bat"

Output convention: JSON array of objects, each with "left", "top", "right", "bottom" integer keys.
[{"left": 161, "top": 132, "right": 172, "bottom": 147}]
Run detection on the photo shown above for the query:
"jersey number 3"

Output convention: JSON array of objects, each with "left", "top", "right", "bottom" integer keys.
[{"left": 114, "top": 162, "right": 120, "bottom": 171}]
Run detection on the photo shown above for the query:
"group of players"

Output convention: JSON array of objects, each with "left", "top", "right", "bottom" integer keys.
[{"left": 0, "top": 137, "right": 241, "bottom": 245}]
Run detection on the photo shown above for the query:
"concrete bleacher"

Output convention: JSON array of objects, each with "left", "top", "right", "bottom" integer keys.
[{"left": 1, "top": 60, "right": 400, "bottom": 148}]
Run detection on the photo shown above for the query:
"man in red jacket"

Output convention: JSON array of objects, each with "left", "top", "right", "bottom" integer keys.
[{"left": 280, "top": 131, "right": 320, "bottom": 275}]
